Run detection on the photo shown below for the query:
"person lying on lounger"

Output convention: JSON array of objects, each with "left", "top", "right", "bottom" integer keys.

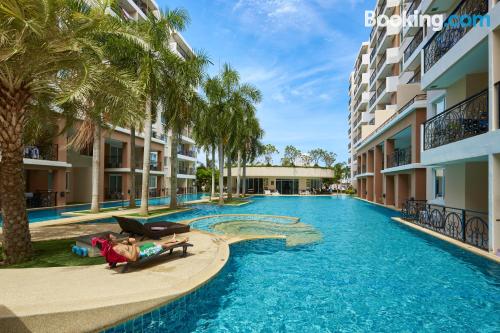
[{"left": 92, "top": 234, "right": 188, "bottom": 267}]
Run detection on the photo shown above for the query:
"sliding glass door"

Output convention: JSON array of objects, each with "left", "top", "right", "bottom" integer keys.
[{"left": 276, "top": 179, "right": 299, "bottom": 195}]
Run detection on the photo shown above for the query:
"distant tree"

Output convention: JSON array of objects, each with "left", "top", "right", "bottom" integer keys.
[
  {"left": 309, "top": 148, "right": 326, "bottom": 166},
  {"left": 281, "top": 145, "right": 301, "bottom": 166},
  {"left": 332, "top": 163, "right": 344, "bottom": 183},
  {"left": 262, "top": 144, "right": 279, "bottom": 166},
  {"left": 300, "top": 154, "right": 312, "bottom": 167},
  {"left": 322, "top": 151, "right": 337, "bottom": 168},
  {"left": 196, "top": 166, "right": 219, "bottom": 192}
]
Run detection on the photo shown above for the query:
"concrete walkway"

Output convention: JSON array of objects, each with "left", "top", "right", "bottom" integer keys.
[{"left": 0, "top": 230, "right": 230, "bottom": 333}]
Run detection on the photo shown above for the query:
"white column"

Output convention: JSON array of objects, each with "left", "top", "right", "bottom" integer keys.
[{"left": 488, "top": 154, "right": 500, "bottom": 254}]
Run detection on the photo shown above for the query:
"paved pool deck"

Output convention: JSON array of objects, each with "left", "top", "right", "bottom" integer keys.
[{"left": 0, "top": 224, "right": 283, "bottom": 333}]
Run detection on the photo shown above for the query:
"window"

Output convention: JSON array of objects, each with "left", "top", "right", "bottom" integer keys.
[
  {"left": 434, "top": 98, "right": 446, "bottom": 115},
  {"left": 108, "top": 145, "right": 123, "bottom": 167},
  {"left": 149, "top": 175, "right": 157, "bottom": 189},
  {"left": 109, "top": 175, "right": 122, "bottom": 195},
  {"left": 434, "top": 168, "right": 445, "bottom": 198}
]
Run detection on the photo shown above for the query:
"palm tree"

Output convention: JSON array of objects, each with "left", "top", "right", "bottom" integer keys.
[
  {"left": 132, "top": 9, "right": 190, "bottom": 215},
  {"left": 161, "top": 49, "right": 209, "bottom": 209},
  {"left": 0, "top": 0, "right": 140, "bottom": 263},
  {"left": 204, "top": 64, "right": 262, "bottom": 204},
  {"left": 193, "top": 99, "right": 218, "bottom": 199},
  {"left": 68, "top": 65, "right": 142, "bottom": 214},
  {"left": 240, "top": 115, "right": 264, "bottom": 196}
]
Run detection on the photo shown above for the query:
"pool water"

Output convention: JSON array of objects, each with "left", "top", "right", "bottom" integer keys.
[
  {"left": 2, "top": 193, "right": 207, "bottom": 224},
  {"left": 107, "top": 196, "right": 500, "bottom": 332}
]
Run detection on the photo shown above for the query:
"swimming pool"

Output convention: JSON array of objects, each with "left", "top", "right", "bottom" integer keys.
[
  {"left": 107, "top": 196, "right": 500, "bottom": 332},
  {"left": 0, "top": 193, "right": 208, "bottom": 224}
]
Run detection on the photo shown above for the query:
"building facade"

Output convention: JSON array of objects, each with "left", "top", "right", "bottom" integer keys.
[
  {"left": 23, "top": 0, "right": 197, "bottom": 208},
  {"left": 348, "top": 0, "right": 500, "bottom": 254},
  {"left": 224, "top": 167, "right": 334, "bottom": 195}
]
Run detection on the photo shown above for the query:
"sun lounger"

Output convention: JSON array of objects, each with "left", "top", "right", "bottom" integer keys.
[
  {"left": 113, "top": 216, "right": 190, "bottom": 240},
  {"left": 116, "top": 242, "right": 194, "bottom": 273},
  {"left": 264, "top": 190, "right": 271, "bottom": 195}
]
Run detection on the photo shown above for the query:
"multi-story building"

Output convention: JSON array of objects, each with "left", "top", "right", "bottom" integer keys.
[
  {"left": 23, "top": 0, "right": 198, "bottom": 208},
  {"left": 348, "top": 0, "right": 500, "bottom": 254}
]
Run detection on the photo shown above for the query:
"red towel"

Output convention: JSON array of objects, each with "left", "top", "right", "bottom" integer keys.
[{"left": 91, "top": 237, "right": 129, "bottom": 267}]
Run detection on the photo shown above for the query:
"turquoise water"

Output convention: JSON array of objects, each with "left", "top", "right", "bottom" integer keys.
[
  {"left": 0, "top": 194, "right": 207, "bottom": 225},
  {"left": 107, "top": 196, "right": 500, "bottom": 332}
]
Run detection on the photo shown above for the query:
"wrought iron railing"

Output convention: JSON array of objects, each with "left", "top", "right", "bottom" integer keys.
[
  {"left": 423, "top": 0, "right": 489, "bottom": 72},
  {"left": 404, "top": 29, "right": 423, "bottom": 62},
  {"left": 25, "top": 191, "right": 57, "bottom": 208},
  {"left": 401, "top": 200, "right": 489, "bottom": 250},
  {"left": 388, "top": 147, "right": 411, "bottom": 167},
  {"left": 24, "top": 144, "right": 58, "bottom": 161},
  {"left": 423, "top": 90, "right": 488, "bottom": 150},
  {"left": 178, "top": 150, "right": 196, "bottom": 157}
]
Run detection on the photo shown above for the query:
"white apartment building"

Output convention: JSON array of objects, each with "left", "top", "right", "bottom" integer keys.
[{"left": 348, "top": 0, "right": 500, "bottom": 254}]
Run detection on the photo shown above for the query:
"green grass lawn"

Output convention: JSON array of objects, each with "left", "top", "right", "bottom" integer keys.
[
  {"left": 0, "top": 239, "right": 105, "bottom": 268},
  {"left": 125, "top": 207, "right": 188, "bottom": 218}
]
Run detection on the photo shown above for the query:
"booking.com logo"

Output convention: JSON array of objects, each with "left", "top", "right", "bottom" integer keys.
[{"left": 365, "top": 10, "right": 491, "bottom": 31}]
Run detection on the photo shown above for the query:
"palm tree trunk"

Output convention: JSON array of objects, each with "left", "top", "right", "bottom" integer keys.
[
  {"left": 129, "top": 126, "right": 136, "bottom": 208},
  {"left": 218, "top": 141, "right": 224, "bottom": 205},
  {"left": 227, "top": 155, "right": 232, "bottom": 199},
  {"left": 169, "top": 131, "right": 178, "bottom": 209},
  {"left": 90, "top": 125, "right": 101, "bottom": 213},
  {"left": 140, "top": 97, "right": 152, "bottom": 215},
  {"left": 211, "top": 145, "right": 216, "bottom": 199},
  {"left": 236, "top": 150, "right": 241, "bottom": 197},
  {"left": 0, "top": 87, "right": 32, "bottom": 264},
  {"left": 205, "top": 149, "right": 209, "bottom": 168},
  {"left": 242, "top": 154, "right": 247, "bottom": 196}
]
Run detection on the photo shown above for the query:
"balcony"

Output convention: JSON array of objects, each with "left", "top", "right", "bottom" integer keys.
[
  {"left": 178, "top": 149, "right": 196, "bottom": 158},
  {"left": 423, "top": 0, "right": 488, "bottom": 72},
  {"left": 178, "top": 167, "right": 196, "bottom": 175},
  {"left": 401, "top": 200, "right": 488, "bottom": 250},
  {"left": 388, "top": 147, "right": 411, "bottom": 168},
  {"left": 404, "top": 29, "right": 423, "bottom": 63},
  {"left": 423, "top": 90, "right": 488, "bottom": 150},
  {"left": 406, "top": 0, "right": 421, "bottom": 18},
  {"left": 105, "top": 160, "right": 123, "bottom": 168},
  {"left": 24, "top": 144, "right": 58, "bottom": 161},
  {"left": 376, "top": 81, "right": 386, "bottom": 98},
  {"left": 369, "top": 91, "right": 377, "bottom": 107}
]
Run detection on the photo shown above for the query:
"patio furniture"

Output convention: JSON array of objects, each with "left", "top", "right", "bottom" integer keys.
[
  {"left": 113, "top": 216, "right": 190, "bottom": 240},
  {"left": 117, "top": 241, "right": 193, "bottom": 273}
]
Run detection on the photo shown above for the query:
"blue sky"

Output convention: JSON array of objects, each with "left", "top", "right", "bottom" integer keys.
[{"left": 158, "top": 0, "right": 375, "bottom": 164}]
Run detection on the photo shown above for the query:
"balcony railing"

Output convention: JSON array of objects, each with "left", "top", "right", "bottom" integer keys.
[
  {"left": 376, "top": 52, "right": 386, "bottom": 74},
  {"left": 408, "top": 69, "right": 421, "bottom": 84},
  {"left": 404, "top": 28, "right": 423, "bottom": 62},
  {"left": 423, "top": 0, "right": 488, "bottom": 72},
  {"left": 423, "top": 90, "right": 488, "bottom": 150},
  {"left": 24, "top": 144, "right": 58, "bottom": 161},
  {"left": 361, "top": 165, "right": 367, "bottom": 173},
  {"left": 369, "top": 91, "right": 377, "bottom": 106},
  {"left": 376, "top": 81, "right": 386, "bottom": 97},
  {"left": 388, "top": 147, "right": 411, "bottom": 168},
  {"left": 401, "top": 200, "right": 489, "bottom": 250},
  {"left": 105, "top": 160, "right": 123, "bottom": 168},
  {"left": 370, "top": 47, "right": 377, "bottom": 63},
  {"left": 370, "top": 69, "right": 376, "bottom": 85},
  {"left": 378, "top": 0, "right": 387, "bottom": 13},
  {"left": 178, "top": 150, "right": 196, "bottom": 158},
  {"left": 178, "top": 168, "right": 196, "bottom": 175},
  {"left": 406, "top": 0, "right": 422, "bottom": 18},
  {"left": 25, "top": 191, "right": 57, "bottom": 208}
]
